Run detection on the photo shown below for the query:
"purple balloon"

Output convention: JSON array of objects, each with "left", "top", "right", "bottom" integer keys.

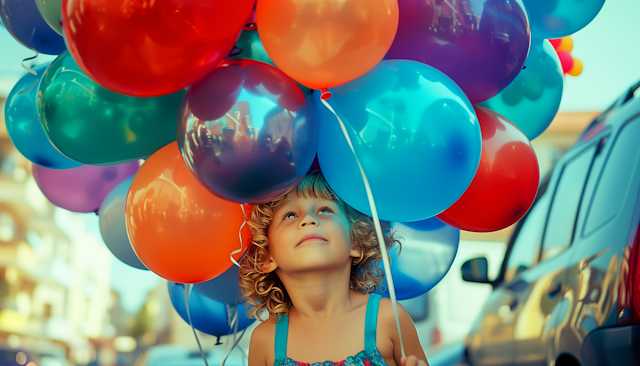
[
  {"left": 386, "top": 0, "right": 530, "bottom": 104},
  {"left": 178, "top": 59, "right": 317, "bottom": 204},
  {"left": 33, "top": 162, "right": 139, "bottom": 213}
]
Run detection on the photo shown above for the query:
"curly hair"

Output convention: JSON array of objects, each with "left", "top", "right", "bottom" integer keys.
[{"left": 238, "top": 170, "right": 401, "bottom": 321}]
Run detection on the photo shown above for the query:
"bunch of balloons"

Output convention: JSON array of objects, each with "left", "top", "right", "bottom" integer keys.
[
  {"left": 1, "top": 0, "right": 604, "bottom": 333},
  {"left": 550, "top": 36, "right": 584, "bottom": 77}
]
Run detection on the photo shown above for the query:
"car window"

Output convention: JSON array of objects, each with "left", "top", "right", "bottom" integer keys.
[
  {"left": 541, "top": 145, "right": 597, "bottom": 261},
  {"left": 504, "top": 191, "right": 551, "bottom": 283},
  {"left": 584, "top": 117, "right": 640, "bottom": 236}
]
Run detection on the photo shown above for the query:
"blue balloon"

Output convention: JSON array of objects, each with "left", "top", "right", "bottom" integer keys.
[
  {"left": 98, "top": 176, "right": 147, "bottom": 270},
  {"left": 523, "top": 0, "right": 604, "bottom": 39},
  {"left": 193, "top": 265, "right": 242, "bottom": 305},
  {"left": 5, "top": 63, "right": 80, "bottom": 169},
  {"left": 315, "top": 60, "right": 482, "bottom": 223},
  {"left": 168, "top": 282, "right": 254, "bottom": 338},
  {"left": 479, "top": 39, "right": 563, "bottom": 141},
  {"left": 0, "top": 0, "right": 65, "bottom": 54},
  {"left": 376, "top": 222, "right": 460, "bottom": 300},
  {"left": 399, "top": 217, "right": 447, "bottom": 232}
]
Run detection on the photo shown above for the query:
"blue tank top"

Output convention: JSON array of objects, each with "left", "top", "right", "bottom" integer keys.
[{"left": 273, "top": 293, "right": 390, "bottom": 366}]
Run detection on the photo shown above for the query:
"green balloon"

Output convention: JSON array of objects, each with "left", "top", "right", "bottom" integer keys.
[
  {"left": 230, "top": 29, "right": 275, "bottom": 66},
  {"left": 37, "top": 51, "right": 184, "bottom": 165},
  {"left": 35, "top": 0, "right": 62, "bottom": 35}
]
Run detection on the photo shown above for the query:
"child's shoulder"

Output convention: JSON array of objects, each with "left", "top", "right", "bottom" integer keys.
[
  {"left": 377, "top": 297, "right": 411, "bottom": 324},
  {"left": 248, "top": 317, "right": 278, "bottom": 366},
  {"left": 250, "top": 316, "right": 277, "bottom": 349},
  {"left": 375, "top": 297, "right": 414, "bottom": 340}
]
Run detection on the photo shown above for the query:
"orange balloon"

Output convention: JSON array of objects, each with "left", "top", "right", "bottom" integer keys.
[
  {"left": 126, "top": 142, "right": 251, "bottom": 284},
  {"left": 568, "top": 57, "right": 583, "bottom": 77},
  {"left": 557, "top": 36, "right": 574, "bottom": 53},
  {"left": 257, "top": 0, "right": 399, "bottom": 90}
]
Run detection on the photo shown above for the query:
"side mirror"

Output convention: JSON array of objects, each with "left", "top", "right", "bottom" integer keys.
[{"left": 461, "top": 257, "right": 490, "bottom": 284}]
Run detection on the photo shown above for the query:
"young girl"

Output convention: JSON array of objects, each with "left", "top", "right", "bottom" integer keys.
[{"left": 239, "top": 170, "right": 429, "bottom": 366}]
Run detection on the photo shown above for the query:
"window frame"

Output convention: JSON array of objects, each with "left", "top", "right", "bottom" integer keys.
[
  {"left": 537, "top": 140, "right": 600, "bottom": 263},
  {"left": 582, "top": 116, "right": 640, "bottom": 238}
]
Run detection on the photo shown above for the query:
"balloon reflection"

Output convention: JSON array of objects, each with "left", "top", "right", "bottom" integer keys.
[
  {"left": 386, "top": 0, "right": 530, "bottom": 104},
  {"left": 179, "top": 59, "right": 317, "bottom": 204}
]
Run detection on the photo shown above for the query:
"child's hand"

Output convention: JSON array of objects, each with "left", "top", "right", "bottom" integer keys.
[{"left": 401, "top": 355, "right": 428, "bottom": 366}]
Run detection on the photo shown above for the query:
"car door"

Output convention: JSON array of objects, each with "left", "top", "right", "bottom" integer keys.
[
  {"left": 467, "top": 186, "right": 551, "bottom": 366},
  {"left": 552, "top": 115, "right": 640, "bottom": 363},
  {"left": 511, "top": 142, "right": 600, "bottom": 366}
]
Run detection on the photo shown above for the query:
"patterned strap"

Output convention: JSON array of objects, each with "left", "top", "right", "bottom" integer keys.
[
  {"left": 365, "top": 293, "right": 382, "bottom": 349},
  {"left": 274, "top": 315, "right": 289, "bottom": 358}
]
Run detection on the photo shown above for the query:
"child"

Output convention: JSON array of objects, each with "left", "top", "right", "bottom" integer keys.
[{"left": 239, "top": 170, "right": 429, "bottom": 366}]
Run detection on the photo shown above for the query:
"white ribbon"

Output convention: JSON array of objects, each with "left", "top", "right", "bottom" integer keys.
[
  {"left": 231, "top": 205, "right": 248, "bottom": 268},
  {"left": 320, "top": 98, "right": 406, "bottom": 359}
]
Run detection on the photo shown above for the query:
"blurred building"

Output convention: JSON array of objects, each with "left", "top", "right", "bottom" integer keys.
[{"left": 0, "top": 98, "right": 134, "bottom": 365}]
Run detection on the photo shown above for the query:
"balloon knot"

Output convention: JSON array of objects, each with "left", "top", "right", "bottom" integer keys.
[
  {"left": 244, "top": 22, "right": 256, "bottom": 31},
  {"left": 320, "top": 89, "right": 332, "bottom": 100}
]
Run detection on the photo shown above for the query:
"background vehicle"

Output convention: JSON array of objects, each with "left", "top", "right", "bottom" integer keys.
[{"left": 461, "top": 81, "right": 640, "bottom": 366}]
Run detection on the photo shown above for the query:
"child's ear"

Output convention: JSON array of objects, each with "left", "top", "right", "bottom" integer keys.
[
  {"left": 350, "top": 243, "right": 362, "bottom": 258},
  {"left": 262, "top": 254, "right": 278, "bottom": 273}
]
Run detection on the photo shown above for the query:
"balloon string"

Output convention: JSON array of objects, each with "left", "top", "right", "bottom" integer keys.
[
  {"left": 185, "top": 284, "right": 210, "bottom": 366},
  {"left": 221, "top": 305, "right": 242, "bottom": 366},
  {"left": 223, "top": 328, "right": 247, "bottom": 366},
  {"left": 230, "top": 204, "right": 247, "bottom": 268},
  {"left": 19, "top": 52, "right": 40, "bottom": 95},
  {"left": 320, "top": 98, "right": 406, "bottom": 359}
]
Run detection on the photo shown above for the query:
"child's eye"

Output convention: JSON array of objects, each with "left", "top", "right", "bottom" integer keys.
[
  {"left": 318, "top": 206, "right": 334, "bottom": 215},
  {"left": 282, "top": 211, "right": 297, "bottom": 220}
]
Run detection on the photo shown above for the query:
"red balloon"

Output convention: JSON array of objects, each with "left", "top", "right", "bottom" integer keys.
[
  {"left": 62, "top": 0, "right": 255, "bottom": 97},
  {"left": 437, "top": 107, "right": 539, "bottom": 232},
  {"left": 549, "top": 38, "right": 562, "bottom": 50},
  {"left": 557, "top": 51, "right": 574, "bottom": 74}
]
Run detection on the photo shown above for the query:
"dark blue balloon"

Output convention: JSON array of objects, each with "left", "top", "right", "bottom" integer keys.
[
  {"left": 0, "top": 0, "right": 65, "bottom": 55},
  {"left": 168, "top": 282, "right": 254, "bottom": 338},
  {"left": 179, "top": 59, "right": 317, "bottom": 204},
  {"left": 376, "top": 222, "right": 459, "bottom": 300},
  {"left": 193, "top": 265, "right": 242, "bottom": 305},
  {"left": 400, "top": 217, "right": 447, "bottom": 231},
  {"left": 5, "top": 63, "right": 80, "bottom": 169}
]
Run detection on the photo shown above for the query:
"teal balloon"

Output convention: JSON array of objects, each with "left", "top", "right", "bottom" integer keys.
[
  {"left": 479, "top": 39, "right": 563, "bottom": 141},
  {"left": 5, "top": 63, "right": 80, "bottom": 169},
  {"left": 230, "top": 30, "right": 275, "bottom": 66},
  {"left": 523, "top": 0, "right": 604, "bottom": 39},
  {"left": 315, "top": 60, "right": 482, "bottom": 223},
  {"left": 36, "top": 51, "right": 185, "bottom": 165}
]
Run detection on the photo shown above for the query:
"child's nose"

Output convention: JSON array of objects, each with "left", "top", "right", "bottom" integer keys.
[{"left": 300, "top": 216, "right": 318, "bottom": 227}]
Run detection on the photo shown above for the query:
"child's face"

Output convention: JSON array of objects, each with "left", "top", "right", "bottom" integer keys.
[{"left": 263, "top": 195, "right": 360, "bottom": 275}]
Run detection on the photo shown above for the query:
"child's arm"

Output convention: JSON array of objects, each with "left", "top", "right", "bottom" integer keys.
[
  {"left": 248, "top": 322, "right": 272, "bottom": 366},
  {"left": 380, "top": 299, "right": 430, "bottom": 366}
]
